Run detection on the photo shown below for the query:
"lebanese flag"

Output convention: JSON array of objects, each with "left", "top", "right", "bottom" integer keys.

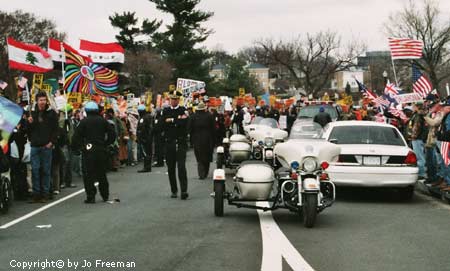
[
  {"left": 48, "top": 38, "right": 92, "bottom": 64},
  {"left": 79, "top": 39, "right": 125, "bottom": 64},
  {"left": 7, "top": 37, "right": 54, "bottom": 73}
]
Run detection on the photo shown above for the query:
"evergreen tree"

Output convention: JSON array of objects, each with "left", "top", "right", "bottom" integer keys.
[{"left": 109, "top": 0, "right": 213, "bottom": 82}]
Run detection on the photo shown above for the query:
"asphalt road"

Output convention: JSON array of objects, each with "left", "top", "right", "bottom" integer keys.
[{"left": 0, "top": 150, "right": 449, "bottom": 271}]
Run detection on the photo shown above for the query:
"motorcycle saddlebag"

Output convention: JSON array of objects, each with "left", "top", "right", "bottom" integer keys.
[
  {"left": 236, "top": 161, "right": 274, "bottom": 200},
  {"left": 229, "top": 142, "right": 251, "bottom": 164}
]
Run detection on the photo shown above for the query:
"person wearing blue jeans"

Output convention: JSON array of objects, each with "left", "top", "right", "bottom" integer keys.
[
  {"left": 407, "top": 103, "right": 428, "bottom": 180},
  {"left": 30, "top": 147, "right": 52, "bottom": 198},
  {"left": 27, "top": 91, "right": 58, "bottom": 203}
]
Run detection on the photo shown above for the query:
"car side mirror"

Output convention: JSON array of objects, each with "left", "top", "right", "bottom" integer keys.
[{"left": 329, "top": 138, "right": 338, "bottom": 144}]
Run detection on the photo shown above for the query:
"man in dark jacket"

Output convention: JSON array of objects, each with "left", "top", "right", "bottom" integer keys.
[
  {"left": 190, "top": 102, "right": 215, "bottom": 179},
  {"left": 137, "top": 105, "right": 154, "bottom": 173},
  {"left": 313, "top": 106, "right": 332, "bottom": 128},
  {"left": 27, "top": 91, "right": 58, "bottom": 203},
  {"left": 162, "top": 90, "right": 189, "bottom": 199},
  {"left": 72, "top": 101, "right": 116, "bottom": 203},
  {"left": 153, "top": 108, "right": 165, "bottom": 167}
]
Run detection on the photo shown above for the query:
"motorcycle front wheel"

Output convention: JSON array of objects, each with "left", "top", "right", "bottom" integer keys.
[
  {"left": 216, "top": 153, "right": 224, "bottom": 169},
  {"left": 214, "top": 181, "right": 225, "bottom": 217},
  {"left": 302, "top": 193, "right": 318, "bottom": 228}
]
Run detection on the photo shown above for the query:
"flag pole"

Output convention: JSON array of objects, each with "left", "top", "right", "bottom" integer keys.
[
  {"left": 60, "top": 42, "right": 68, "bottom": 120},
  {"left": 390, "top": 57, "right": 399, "bottom": 86}
]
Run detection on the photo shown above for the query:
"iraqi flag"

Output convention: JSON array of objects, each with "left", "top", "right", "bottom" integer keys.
[
  {"left": 79, "top": 39, "right": 125, "bottom": 64},
  {"left": 7, "top": 37, "right": 54, "bottom": 73},
  {"left": 48, "top": 38, "right": 92, "bottom": 69}
]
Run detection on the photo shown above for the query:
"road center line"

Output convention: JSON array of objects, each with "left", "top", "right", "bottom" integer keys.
[
  {"left": 0, "top": 184, "right": 97, "bottom": 229},
  {"left": 256, "top": 202, "right": 315, "bottom": 271}
]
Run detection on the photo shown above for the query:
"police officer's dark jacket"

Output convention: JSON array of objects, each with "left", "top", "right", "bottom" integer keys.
[
  {"left": 137, "top": 113, "right": 153, "bottom": 145},
  {"left": 72, "top": 113, "right": 116, "bottom": 151},
  {"left": 162, "top": 106, "right": 188, "bottom": 145}
]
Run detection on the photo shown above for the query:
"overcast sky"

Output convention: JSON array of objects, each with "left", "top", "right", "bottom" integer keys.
[{"left": 2, "top": 0, "right": 450, "bottom": 53}]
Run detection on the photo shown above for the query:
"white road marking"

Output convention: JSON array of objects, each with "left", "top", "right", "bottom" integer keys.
[
  {"left": 0, "top": 183, "right": 97, "bottom": 229},
  {"left": 256, "top": 202, "right": 315, "bottom": 271}
]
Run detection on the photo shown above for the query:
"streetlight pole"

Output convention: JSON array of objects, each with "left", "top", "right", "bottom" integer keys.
[{"left": 382, "top": 71, "right": 388, "bottom": 85}]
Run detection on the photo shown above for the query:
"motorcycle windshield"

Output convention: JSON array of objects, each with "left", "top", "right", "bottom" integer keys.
[{"left": 259, "top": 118, "right": 278, "bottom": 128}]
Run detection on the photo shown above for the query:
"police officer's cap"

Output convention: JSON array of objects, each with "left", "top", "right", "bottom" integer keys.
[
  {"left": 138, "top": 104, "right": 146, "bottom": 111},
  {"left": 169, "top": 90, "right": 183, "bottom": 99},
  {"left": 85, "top": 101, "right": 99, "bottom": 112}
]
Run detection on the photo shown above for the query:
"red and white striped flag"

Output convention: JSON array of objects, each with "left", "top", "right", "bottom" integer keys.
[
  {"left": 441, "top": 142, "right": 450, "bottom": 166},
  {"left": 388, "top": 38, "right": 423, "bottom": 60}
]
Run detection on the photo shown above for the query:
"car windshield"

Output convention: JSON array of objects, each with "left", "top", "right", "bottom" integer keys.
[
  {"left": 259, "top": 118, "right": 278, "bottom": 128},
  {"left": 298, "top": 105, "right": 338, "bottom": 119},
  {"left": 328, "top": 125, "right": 405, "bottom": 146},
  {"left": 290, "top": 122, "right": 323, "bottom": 139},
  {"left": 251, "top": 116, "right": 264, "bottom": 124}
]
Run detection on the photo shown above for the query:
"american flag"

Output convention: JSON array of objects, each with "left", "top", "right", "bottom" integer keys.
[
  {"left": 17, "top": 76, "right": 28, "bottom": 89},
  {"left": 384, "top": 83, "right": 400, "bottom": 96},
  {"left": 355, "top": 78, "right": 377, "bottom": 100},
  {"left": 373, "top": 96, "right": 390, "bottom": 108},
  {"left": 412, "top": 64, "right": 432, "bottom": 98},
  {"left": 388, "top": 38, "right": 423, "bottom": 60},
  {"left": 0, "top": 80, "right": 7, "bottom": 90},
  {"left": 441, "top": 142, "right": 450, "bottom": 166},
  {"left": 388, "top": 107, "right": 409, "bottom": 124}
]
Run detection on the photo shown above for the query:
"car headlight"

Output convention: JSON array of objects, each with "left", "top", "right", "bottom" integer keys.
[
  {"left": 264, "top": 137, "right": 274, "bottom": 148},
  {"left": 302, "top": 157, "right": 318, "bottom": 172}
]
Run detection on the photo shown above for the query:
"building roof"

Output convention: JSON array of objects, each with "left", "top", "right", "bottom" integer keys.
[
  {"left": 211, "top": 63, "right": 226, "bottom": 70},
  {"left": 247, "top": 63, "right": 268, "bottom": 69}
]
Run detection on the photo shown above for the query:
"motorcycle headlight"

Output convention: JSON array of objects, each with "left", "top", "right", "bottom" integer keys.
[
  {"left": 264, "top": 137, "right": 274, "bottom": 148},
  {"left": 302, "top": 157, "right": 318, "bottom": 172}
]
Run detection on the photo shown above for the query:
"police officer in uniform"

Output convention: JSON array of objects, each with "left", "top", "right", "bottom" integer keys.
[
  {"left": 153, "top": 107, "right": 165, "bottom": 167},
  {"left": 72, "top": 102, "right": 116, "bottom": 203},
  {"left": 137, "top": 104, "right": 154, "bottom": 173},
  {"left": 162, "top": 90, "right": 189, "bottom": 199}
]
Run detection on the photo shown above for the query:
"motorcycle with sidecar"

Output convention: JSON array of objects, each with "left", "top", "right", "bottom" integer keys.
[{"left": 212, "top": 138, "right": 341, "bottom": 228}]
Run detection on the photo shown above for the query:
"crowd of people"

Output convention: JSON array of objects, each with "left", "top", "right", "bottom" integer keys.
[{"left": 1, "top": 89, "right": 450, "bottom": 205}]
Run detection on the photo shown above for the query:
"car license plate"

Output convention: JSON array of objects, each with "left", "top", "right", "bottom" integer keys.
[{"left": 363, "top": 156, "right": 381, "bottom": 166}]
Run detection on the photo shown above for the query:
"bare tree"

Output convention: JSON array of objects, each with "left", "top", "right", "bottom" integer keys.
[
  {"left": 254, "top": 31, "right": 365, "bottom": 96},
  {"left": 122, "top": 50, "right": 172, "bottom": 95},
  {"left": 385, "top": 0, "right": 450, "bottom": 92}
]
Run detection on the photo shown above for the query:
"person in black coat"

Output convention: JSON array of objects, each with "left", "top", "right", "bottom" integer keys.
[
  {"left": 8, "top": 115, "right": 29, "bottom": 200},
  {"left": 136, "top": 105, "right": 154, "bottom": 173},
  {"left": 189, "top": 102, "right": 215, "bottom": 179},
  {"left": 162, "top": 90, "right": 189, "bottom": 199},
  {"left": 153, "top": 108, "right": 165, "bottom": 167},
  {"left": 72, "top": 102, "right": 116, "bottom": 204},
  {"left": 313, "top": 106, "right": 332, "bottom": 128}
]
